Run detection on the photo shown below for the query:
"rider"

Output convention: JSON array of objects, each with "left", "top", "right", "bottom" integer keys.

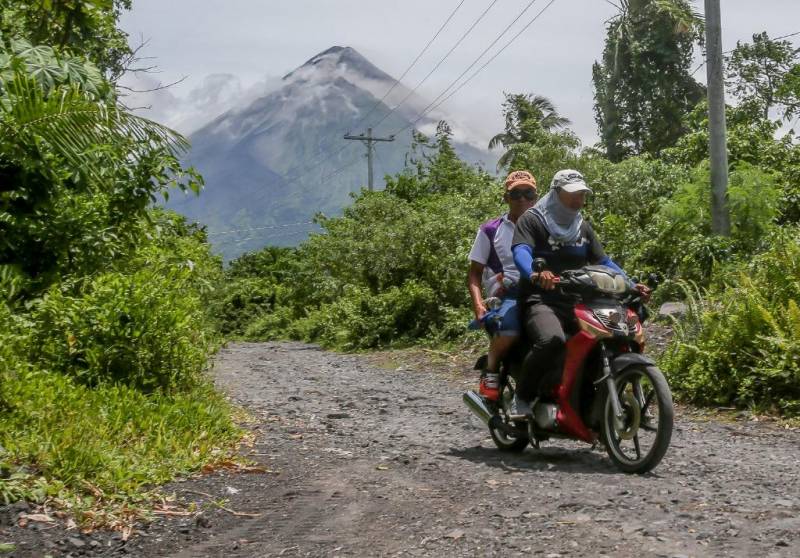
[
  {"left": 467, "top": 170, "right": 538, "bottom": 401},
  {"left": 510, "top": 169, "right": 649, "bottom": 416}
]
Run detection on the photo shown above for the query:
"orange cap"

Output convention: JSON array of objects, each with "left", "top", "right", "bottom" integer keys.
[{"left": 504, "top": 170, "right": 537, "bottom": 191}]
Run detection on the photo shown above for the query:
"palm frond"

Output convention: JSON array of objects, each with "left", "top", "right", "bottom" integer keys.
[
  {"left": 488, "top": 133, "right": 510, "bottom": 150},
  {"left": 529, "top": 95, "right": 558, "bottom": 115},
  {"left": 652, "top": 0, "right": 703, "bottom": 33},
  {"left": 1, "top": 72, "right": 188, "bottom": 173}
]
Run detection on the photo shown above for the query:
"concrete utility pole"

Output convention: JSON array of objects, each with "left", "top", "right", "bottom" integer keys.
[
  {"left": 704, "top": 0, "right": 731, "bottom": 236},
  {"left": 343, "top": 128, "right": 395, "bottom": 191}
]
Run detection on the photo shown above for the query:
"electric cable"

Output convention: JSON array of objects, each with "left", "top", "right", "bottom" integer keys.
[
  {"left": 349, "top": 0, "right": 467, "bottom": 132},
  {"left": 691, "top": 29, "right": 800, "bottom": 76},
  {"left": 273, "top": 0, "right": 469, "bottom": 188},
  {"left": 369, "top": 0, "right": 502, "bottom": 130},
  {"left": 208, "top": 220, "right": 316, "bottom": 237},
  {"left": 392, "top": 0, "right": 559, "bottom": 137}
]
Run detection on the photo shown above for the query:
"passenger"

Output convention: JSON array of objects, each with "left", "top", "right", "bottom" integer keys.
[{"left": 467, "top": 170, "right": 538, "bottom": 401}]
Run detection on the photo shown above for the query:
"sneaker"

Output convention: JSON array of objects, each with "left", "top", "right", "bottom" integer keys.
[
  {"left": 478, "top": 371, "right": 500, "bottom": 401},
  {"left": 509, "top": 393, "right": 532, "bottom": 418}
]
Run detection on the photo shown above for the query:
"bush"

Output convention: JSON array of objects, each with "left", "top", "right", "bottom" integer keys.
[
  {"left": 213, "top": 277, "right": 277, "bottom": 336},
  {"left": 0, "top": 367, "right": 238, "bottom": 513},
  {"left": 661, "top": 227, "right": 800, "bottom": 415},
  {"left": 31, "top": 265, "right": 212, "bottom": 392},
  {"left": 632, "top": 163, "right": 779, "bottom": 282},
  {"left": 287, "top": 281, "right": 439, "bottom": 350},
  {"left": 222, "top": 128, "right": 504, "bottom": 346}
]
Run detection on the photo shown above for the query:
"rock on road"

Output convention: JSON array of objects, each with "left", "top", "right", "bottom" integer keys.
[{"left": 10, "top": 341, "right": 798, "bottom": 557}]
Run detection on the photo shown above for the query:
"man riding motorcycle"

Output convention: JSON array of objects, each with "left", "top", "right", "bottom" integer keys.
[{"left": 510, "top": 169, "right": 650, "bottom": 416}]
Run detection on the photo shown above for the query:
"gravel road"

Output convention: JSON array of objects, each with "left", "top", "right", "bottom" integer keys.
[{"left": 3, "top": 340, "right": 799, "bottom": 557}]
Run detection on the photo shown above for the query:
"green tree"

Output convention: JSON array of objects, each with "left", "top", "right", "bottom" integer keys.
[
  {"left": 779, "top": 64, "right": 800, "bottom": 120},
  {"left": 592, "top": 0, "right": 704, "bottom": 161},
  {"left": 0, "top": 0, "right": 132, "bottom": 77},
  {"left": 390, "top": 121, "right": 488, "bottom": 201},
  {"left": 488, "top": 93, "right": 571, "bottom": 170},
  {"left": 725, "top": 32, "right": 800, "bottom": 121},
  {"left": 0, "top": 39, "right": 200, "bottom": 288}
]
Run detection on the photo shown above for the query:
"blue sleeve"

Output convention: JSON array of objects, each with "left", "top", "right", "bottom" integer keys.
[
  {"left": 513, "top": 243, "right": 533, "bottom": 279},
  {"left": 598, "top": 255, "right": 629, "bottom": 280}
]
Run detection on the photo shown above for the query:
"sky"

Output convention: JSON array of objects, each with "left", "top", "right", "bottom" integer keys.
[{"left": 119, "top": 0, "right": 800, "bottom": 147}]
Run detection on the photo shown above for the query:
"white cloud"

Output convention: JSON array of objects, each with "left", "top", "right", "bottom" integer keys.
[{"left": 118, "top": 71, "right": 282, "bottom": 134}]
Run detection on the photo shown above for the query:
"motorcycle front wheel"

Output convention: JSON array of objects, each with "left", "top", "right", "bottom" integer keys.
[
  {"left": 601, "top": 365, "right": 673, "bottom": 474},
  {"left": 489, "top": 380, "right": 529, "bottom": 452}
]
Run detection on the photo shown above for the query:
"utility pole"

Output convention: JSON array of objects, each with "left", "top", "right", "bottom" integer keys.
[
  {"left": 343, "top": 128, "right": 395, "bottom": 191},
  {"left": 704, "top": 0, "right": 731, "bottom": 236}
]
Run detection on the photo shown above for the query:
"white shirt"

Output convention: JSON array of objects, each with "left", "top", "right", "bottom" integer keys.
[{"left": 468, "top": 213, "right": 520, "bottom": 297}]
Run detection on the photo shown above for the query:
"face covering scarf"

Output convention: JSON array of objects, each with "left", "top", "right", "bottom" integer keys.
[{"left": 531, "top": 189, "right": 583, "bottom": 244}]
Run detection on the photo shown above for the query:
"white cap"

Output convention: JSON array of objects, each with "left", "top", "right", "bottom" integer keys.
[{"left": 551, "top": 169, "right": 591, "bottom": 193}]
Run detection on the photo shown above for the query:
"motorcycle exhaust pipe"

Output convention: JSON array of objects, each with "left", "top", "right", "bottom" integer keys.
[{"left": 463, "top": 390, "right": 493, "bottom": 425}]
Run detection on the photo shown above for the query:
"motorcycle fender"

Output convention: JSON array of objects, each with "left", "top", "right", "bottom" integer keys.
[
  {"left": 611, "top": 353, "right": 656, "bottom": 375},
  {"left": 588, "top": 354, "right": 655, "bottom": 429}
]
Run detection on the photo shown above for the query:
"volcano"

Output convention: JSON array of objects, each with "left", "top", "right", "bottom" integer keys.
[{"left": 168, "top": 46, "right": 493, "bottom": 259}]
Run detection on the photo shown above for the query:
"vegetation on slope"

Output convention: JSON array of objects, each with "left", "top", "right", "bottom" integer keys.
[{"left": 0, "top": 8, "right": 239, "bottom": 525}]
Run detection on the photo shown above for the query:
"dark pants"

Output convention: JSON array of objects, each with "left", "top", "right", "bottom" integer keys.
[{"left": 517, "top": 301, "right": 573, "bottom": 400}]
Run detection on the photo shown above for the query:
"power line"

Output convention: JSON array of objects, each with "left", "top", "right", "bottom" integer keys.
[
  {"left": 244, "top": 150, "right": 365, "bottom": 210},
  {"left": 349, "top": 0, "right": 467, "bottom": 132},
  {"left": 392, "top": 0, "right": 559, "bottom": 137},
  {"left": 213, "top": 225, "right": 313, "bottom": 248},
  {"left": 369, "top": 0, "right": 502, "bottom": 130},
  {"left": 388, "top": 0, "right": 545, "bottom": 136},
  {"left": 276, "top": 141, "right": 357, "bottom": 187},
  {"left": 208, "top": 220, "right": 316, "bottom": 237},
  {"left": 343, "top": 127, "right": 396, "bottom": 191},
  {"left": 374, "top": 147, "right": 388, "bottom": 182},
  {"left": 271, "top": 1, "right": 470, "bottom": 191},
  {"left": 207, "top": 1, "right": 559, "bottom": 246},
  {"left": 691, "top": 29, "right": 800, "bottom": 76}
]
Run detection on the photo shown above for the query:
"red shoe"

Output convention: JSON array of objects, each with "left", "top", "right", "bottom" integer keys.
[{"left": 479, "top": 372, "right": 500, "bottom": 401}]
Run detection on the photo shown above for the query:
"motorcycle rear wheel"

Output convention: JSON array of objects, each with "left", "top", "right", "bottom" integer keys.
[
  {"left": 601, "top": 365, "right": 673, "bottom": 474},
  {"left": 489, "top": 381, "right": 529, "bottom": 452}
]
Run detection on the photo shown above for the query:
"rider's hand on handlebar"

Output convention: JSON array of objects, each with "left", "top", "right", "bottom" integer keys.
[
  {"left": 533, "top": 270, "right": 558, "bottom": 290},
  {"left": 635, "top": 283, "right": 652, "bottom": 303}
]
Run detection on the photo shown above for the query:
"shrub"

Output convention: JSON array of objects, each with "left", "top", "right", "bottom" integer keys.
[
  {"left": 287, "top": 281, "right": 439, "bottom": 350},
  {"left": 661, "top": 227, "right": 800, "bottom": 415},
  {"left": 212, "top": 277, "right": 277, "bottom": 336},
  {"left": 632, "top": 163, "right": 779, "bottom": 282},
  {"left": 31, "top": 265, "right": 212, "bottom": 392},
  {"left": 0, "top": 367, "right": 238, "bottom": 512}
]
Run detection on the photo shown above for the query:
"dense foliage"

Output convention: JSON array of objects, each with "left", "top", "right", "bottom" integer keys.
[
  {"left": 0, "top": 0, "right": 133, "bottom": 76},
  {"left": 725, "top": 31, "right": 800, "bottom": 120},
  {"left": 216, "top": 125, "right": 500, "bottom": 350},
  {"left": 663, "top": 228, "right": 800, "bottom": 415},
  {"left": 0, "top": 5, "right": 237, "bottom": 519}
]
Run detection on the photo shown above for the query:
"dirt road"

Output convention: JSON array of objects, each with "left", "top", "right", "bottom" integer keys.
[{"left": 5, "top": 341, "right": 800, "bottom": 557}]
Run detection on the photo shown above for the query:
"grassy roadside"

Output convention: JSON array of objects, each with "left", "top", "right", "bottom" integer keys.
[{"left": 0, "top": 365, "right": 243, "bottom": 532}]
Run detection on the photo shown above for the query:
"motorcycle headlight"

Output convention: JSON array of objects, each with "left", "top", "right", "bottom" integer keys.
[{"left": 587, "top": 270, "right": 628, "bottom": 294}]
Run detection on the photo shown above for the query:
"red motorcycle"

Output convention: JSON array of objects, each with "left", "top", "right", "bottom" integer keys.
[{"left": 463, "top": 262, "right": 673, "bottom": 474}]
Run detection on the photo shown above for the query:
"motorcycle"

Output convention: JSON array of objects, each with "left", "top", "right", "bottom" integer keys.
[{"left": 463, "top": 259, "right": 673, "bottom": 474}]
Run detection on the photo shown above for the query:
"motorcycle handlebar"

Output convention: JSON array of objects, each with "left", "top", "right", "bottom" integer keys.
[{"left": 530, "top": 271, "right": 642, "bottom": 298}]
